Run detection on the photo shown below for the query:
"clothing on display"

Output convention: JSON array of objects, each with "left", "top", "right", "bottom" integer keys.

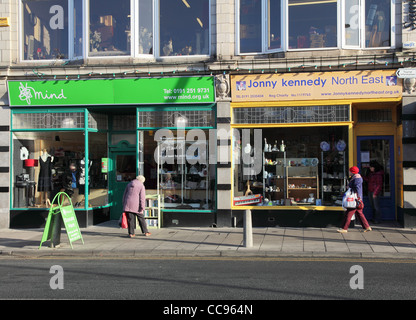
[{"left": 37, "top": 153, "right": 53, "bottom": 192}]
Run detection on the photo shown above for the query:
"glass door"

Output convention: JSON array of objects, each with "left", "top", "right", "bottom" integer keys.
[
  {"left": 357, "top": 136, "right": 395, "bottom": 221},
  {"left": 109, "top": 152, "right": 136, "bottom": 220}
]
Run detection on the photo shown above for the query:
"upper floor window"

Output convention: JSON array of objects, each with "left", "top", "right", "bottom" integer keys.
[
  {"left": 22, "top": 0, "right": 70, "bottom": 60},
  {"left": 21, "top": 0, "right": 210, "bottom": 61},
  {"left": 343, "top": 0, "right": 393, "bottom": 48},
  {"left": 288, "top": 0, "right": 338, "bottom": 49},
  {"left": 159, "top": 0, "right": 210, "bottom": 56},
  {"left": 89, "top": 0, "right": 131, "bottom": 56},
  {"left": 237, "top": 0, "right": 395, "bottom": 55}
]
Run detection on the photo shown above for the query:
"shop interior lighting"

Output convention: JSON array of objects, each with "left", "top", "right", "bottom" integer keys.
[{"left": 182, "top": 0, "right": 191, "bottom": 8}]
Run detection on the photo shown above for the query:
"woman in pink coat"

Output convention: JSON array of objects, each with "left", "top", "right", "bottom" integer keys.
[{"left": 122, "top": 175, "right": 150, "bottom": 238}]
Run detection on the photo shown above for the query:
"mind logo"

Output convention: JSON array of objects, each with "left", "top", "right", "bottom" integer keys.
[
  {"left": 17, "top": 82, "right": 67, "bottom": 105},
  {"left": 18, "top": 82, "right": 34, "bottom": 105}
]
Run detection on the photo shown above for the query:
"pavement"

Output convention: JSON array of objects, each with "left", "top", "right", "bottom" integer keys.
[{"left": 1, "top": 220, "right": 416, "bottom": 259}]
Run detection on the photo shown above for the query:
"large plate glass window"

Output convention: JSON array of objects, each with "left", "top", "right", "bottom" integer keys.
[
  {"left": 159, "top": 0, "right": 210, "bottom": 56},
  {"left": 89, "top": 0, "right": 131, "bottom": 56},
  {"left": 288, "top": 0, "right": 338, "bottom": 49},
  {"left": 238, "top": 0, "right": 283, "bottom": 54},
  {"left": 137, "top": 107, "right": 216, "bottom": 211}
]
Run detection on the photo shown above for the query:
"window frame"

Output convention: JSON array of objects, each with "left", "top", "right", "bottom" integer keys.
[
  {"left": 236, "top": 0, "right": 396, "bottom": 55},
  {"left": 341, "top": 0, "right": 395, "bottom": 50},
  {"left": 20, "top": 0, "right": 82, "bottom": 62},
  {"left": 236, "top": 0, "right": 286, "bottom": 55},
  {"left": 20, "top": 0, "right": 211, "bottom": 62}
]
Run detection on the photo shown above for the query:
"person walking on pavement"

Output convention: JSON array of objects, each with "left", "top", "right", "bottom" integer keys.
[
  {"left": 337, "top": 166, "right": 372, "bottom": 233},
  {"left": 363, "top": 160, "right": 384, "bottom": 224},
  {"left": 122, "top": 175, "right": 151, "bottom": 238}
]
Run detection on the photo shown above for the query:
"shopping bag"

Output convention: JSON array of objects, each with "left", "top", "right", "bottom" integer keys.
[
  {"left": 342, "top": 188, "right": 357, "bottom": 209},
  {"left": 121, "top": 212, "right": 128, "bottom": 229}
]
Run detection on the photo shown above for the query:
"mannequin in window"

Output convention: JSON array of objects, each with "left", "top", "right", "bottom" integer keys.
[{"left": 37, "top": 149, "right": 54, "bottom": 207}]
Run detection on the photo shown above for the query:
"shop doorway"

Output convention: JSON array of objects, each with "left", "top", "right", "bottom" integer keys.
[
  {"left": 109, "top": 150, "right": 136, "bottom": 220},
  {"left": 357, "top": 136, "right": 395, "bottom": 221}
]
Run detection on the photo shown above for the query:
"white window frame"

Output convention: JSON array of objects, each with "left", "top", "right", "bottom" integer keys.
[
  {"left": 85, "top": 0, "right": 135, "bottom": 59},
  {"left": 19, "top": 0, "right": 81, "bottom": 62},
  {"left": 235, "top": 0, "right": 396, "bottom": 55},
  {"left": 236, "top": 0, "right": 286, "bottom": 55},
  {"left": 342, "top": 0, "right": 395, "bottom": 50}
]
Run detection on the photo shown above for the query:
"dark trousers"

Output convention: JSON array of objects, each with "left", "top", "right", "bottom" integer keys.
[
  {"left": 127, "top": 212, "right": 149, "bottom": 235},
  {"left": 368, "top": 192, "right": 381, "bottom": 222}
]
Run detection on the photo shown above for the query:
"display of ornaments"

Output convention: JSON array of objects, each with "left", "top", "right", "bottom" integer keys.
[
  {"left": 336, "top": 140, "right": 346, "bottom": 151},
  {"left": 320, "top": 141, "right": 330, "bottom": 151}
]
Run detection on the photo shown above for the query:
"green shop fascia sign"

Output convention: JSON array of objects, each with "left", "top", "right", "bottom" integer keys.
[{"left": 8, "top": 76, "right": 215, "bottom": 107}]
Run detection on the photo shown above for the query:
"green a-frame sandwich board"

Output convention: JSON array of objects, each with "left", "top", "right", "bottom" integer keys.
[{"left": 39, "top": 192, "right": 84, "bottom": 249}]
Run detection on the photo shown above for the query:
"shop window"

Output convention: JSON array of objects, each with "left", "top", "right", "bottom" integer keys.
[
  {"left": 12, "top": 111, "right": 108, "bottom": 209},
  {"left": 22, "top": 0, "right": 69, "bottom": 60},
  {"left": 137, "top": 108, "right": 216, "bottom": 211},
  {"left": 138, "top": 109, "right": 215, "bottom": 128},
  {"left": 159, "top": 0, "right": 210, "bottom": 56},
  {"left": 89, "top": 0, "right": 131, "bottom": 56},
  {"left": 13, "top": 112, "right": 85, "bottom": 129},
  {"left": 233, "top": 126, "right": 349, "bottom": 207},
  {"left": 288, "top": 0, "right": 338, "bottom": 49},
  {"left": 87, "top": 132, "right": 109, "bottom": 207},
  {"left": 233, "top": 105, "right": 350, "bottom": 124},
  {"left": 357, "top": 109, "right": 392, "bottom": 123}
]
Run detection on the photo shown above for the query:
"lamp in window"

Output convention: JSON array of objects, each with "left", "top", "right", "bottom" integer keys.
[
  {"left": 61, "top": 117, "right": 76, "bottom": 128},
  {"left": 24, "top": 159, "right": 38, "bottom": 168},
  {"left": 175, "top": 115, "right": 188, "bottom": 128},
  {"left": 24, "top": 158, "right": 38, "bottom": 182}
]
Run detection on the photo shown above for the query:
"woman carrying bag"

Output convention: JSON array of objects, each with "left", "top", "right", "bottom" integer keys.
[{"left": 337, "top": 166, "right": 372, "bottom": 234}]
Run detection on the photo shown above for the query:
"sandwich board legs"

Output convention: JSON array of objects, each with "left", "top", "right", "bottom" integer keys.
[{"left": 50, "top": 210, "right": 62, "bottom": 248}]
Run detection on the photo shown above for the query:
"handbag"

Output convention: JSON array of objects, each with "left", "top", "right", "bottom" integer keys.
[
  {"left": 342, "top": 188, "right": 357, "bottom": 209},
  {"left": 121, "top": 212, "right": 128, "bottom": 229},
  {"left": 356, "top": 197, "right": 364, "bottom": 210}
]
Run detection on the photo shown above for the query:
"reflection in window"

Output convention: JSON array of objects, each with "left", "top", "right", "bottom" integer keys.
[
  {"left": 268, "top": 0, "right": 282, "bottom": 51},
  {"left": 344, "top": 0, "right": 360, "bottom": 47},
  {"left": 288, "top": 0, "right": 337, "bottom": 49},
  {"left": 73, "top": 0, "right": 83, "bottom": 57},
  {"left": 159, "top": 0, "right": 209, "bottom": 56},
  {"left": 22, "top": 0, "right": 68, "bottom": 60},
  {"left": 239, "top": 0, "right": 261, "bottom": 53},
  {"left": 365, "top": 0, "right": 390, "bottom": 48},
  {"left": 89, "top": 0, "right": 131, "bottom": 56},
  {"left": 139, "top": 0, "right": 153, "bottom": 55}
]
